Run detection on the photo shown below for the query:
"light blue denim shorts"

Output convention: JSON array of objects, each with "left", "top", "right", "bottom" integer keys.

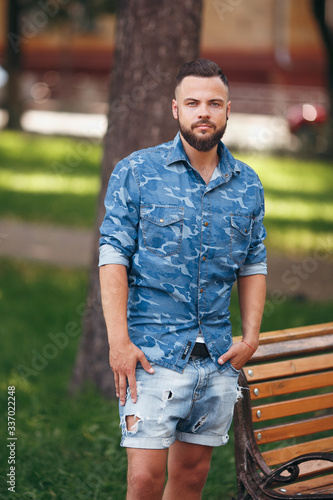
[{"left": 119, "top": 356, "right": 241, "bottom": 449}]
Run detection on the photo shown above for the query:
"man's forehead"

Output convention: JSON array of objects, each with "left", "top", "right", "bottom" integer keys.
[{"left": 176, "top": 76, "right": 229, "bottom": 99}]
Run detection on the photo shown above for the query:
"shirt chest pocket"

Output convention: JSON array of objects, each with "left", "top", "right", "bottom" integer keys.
[
  {"left": 140, "top": 205, "right": 185, "bottom": 257},
  {"left": 230, "top": 214, "right": 254, "bottom": 265}
]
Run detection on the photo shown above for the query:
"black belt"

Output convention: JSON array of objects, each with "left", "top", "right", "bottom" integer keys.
[{"left": 190, "top": 342, "right": 210, "bottom": 357}]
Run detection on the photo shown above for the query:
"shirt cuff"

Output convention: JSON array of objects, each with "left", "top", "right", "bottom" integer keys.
[
  {"left": 238, "top": 260, "right": 267, "bottom": 277},
  {"left": 99, "top": 244, "right": 130, "bottom": 268}
]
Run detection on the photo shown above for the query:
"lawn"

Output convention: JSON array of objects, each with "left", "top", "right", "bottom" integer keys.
[
  {"left": 0, "top": 131, "right": 332, "bottom": 499},
  {"left": 0, "top": 258, "right": 332, "bottom": 499},
  {"left": 0, "top": 131, "right": 332, "bottom": 255}
]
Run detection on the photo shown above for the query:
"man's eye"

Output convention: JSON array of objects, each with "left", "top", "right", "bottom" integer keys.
[
  {"left": 211, "top": 102, "right": 221, "bottom": 107},
  {"left": 187, "top": 102, "right": 197, "bottom": 106}
]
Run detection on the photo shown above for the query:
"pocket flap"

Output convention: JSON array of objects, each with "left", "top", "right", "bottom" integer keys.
[
  {"left": 230, "top": 215, "right": 252, "bottom": 236},
  {"left": 141, "top": 206, "right": 184, "bottom": 226}
]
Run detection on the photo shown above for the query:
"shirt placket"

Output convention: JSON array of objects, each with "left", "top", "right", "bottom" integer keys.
[
  {"left": 197, "top": 174, "right": 231, "bottom": 334},
  {"left": 198, "top": 188, "right": 211, "bottom": 329}
]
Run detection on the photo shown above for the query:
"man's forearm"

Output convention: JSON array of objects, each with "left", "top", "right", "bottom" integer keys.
[
  {"left": 99, "top": 263, "right": 154, "bottom": 404},
  {"left": 99, "top": 263, "right": 129, "bottom": 345},
  {"left": 237, "top": 274, "right": 266, "bottom": 351}
]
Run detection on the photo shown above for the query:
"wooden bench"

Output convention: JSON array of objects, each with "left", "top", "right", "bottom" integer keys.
[{"left": 233, "top": 322, "right": 333, "bottom": 499}]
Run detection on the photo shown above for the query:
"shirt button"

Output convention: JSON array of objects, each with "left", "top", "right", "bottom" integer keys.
[
  {"left": 204, "top": 222, "right": 208, "bottom": 227},
  {"left": 200, "top": 288, "right": 203, "bottom": 293},
  {"left": 160, "top": 218, "right": 164, "bottom": 223},
  {"left": 203, "top": 256, "right": 206, "bottom": 261}
]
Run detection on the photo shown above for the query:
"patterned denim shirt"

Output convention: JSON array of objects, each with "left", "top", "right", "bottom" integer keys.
[{"left": 99, "top": 133, "right": 267, "bottom": 373}]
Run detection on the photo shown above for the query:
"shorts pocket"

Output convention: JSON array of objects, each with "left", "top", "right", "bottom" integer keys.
[
  {"left": 229, "top": 363, "right": 241, "bottom": 375},
  {"left": 141, "top": 205, "right": 184, "bottom": 257},
  {"left": 230, "top": 214, "right": 253, "bottom": 265}
]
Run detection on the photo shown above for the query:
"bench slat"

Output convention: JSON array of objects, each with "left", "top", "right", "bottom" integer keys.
[
  {"left": 249, "top": 334, "right": 333, "bottom": 362},
  {"left": 262, "top": 436, "right": 333, "bottom": 466},
  {"left": 273, "top": 473, "right": 333, "bottom": 495},
  {"left": 248, "top": 371, "right": 333, "bottom": 399},
  {"left": 257, "top": 322, "right": 333, "bottom": 345},
  {"left": 245, "top": 353, "right": 333, "bottom": 382},
  {"left": 298, "top": 460, "right": 333, "bottom": 478},
  {"left": 252, "top": 393, "right": 333, "bottom": 421},
  {"left": 254, "top": 414, "right": 333, "bottom": 444},
  {"left": 234, "top": 322, "right": 333, "bottom": 347}
]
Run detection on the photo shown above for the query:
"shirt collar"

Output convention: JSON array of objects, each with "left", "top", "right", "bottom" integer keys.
[{"left": 166, "top": 132, "right": 241, "bottom": 178}]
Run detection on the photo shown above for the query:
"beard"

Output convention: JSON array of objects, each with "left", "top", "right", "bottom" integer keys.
[{"left": 178, "top": 118, "right": 227, "bottom": 152}]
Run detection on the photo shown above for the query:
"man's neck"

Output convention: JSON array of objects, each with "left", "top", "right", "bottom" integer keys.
[{"left": 180, "top": 134, "right": 220, "bottom": 184}]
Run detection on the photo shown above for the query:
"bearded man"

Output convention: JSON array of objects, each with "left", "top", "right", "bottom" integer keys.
[{"left": 99, "top": 58, "right": 267, "bottom": 500}]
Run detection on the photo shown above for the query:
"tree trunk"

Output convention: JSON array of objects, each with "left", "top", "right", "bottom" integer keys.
[
  {"left": 70, "top": 0, "right": 203, "bottom": 398},
  {"left": 5, "top": 0, "right": 23, "bottom": 130},
  {"left": 313, "top": 0, "right": 333, "bottom": 155}
]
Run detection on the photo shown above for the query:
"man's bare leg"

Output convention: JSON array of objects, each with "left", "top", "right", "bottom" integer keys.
[
  {"left": 163, "top": 441, "right": 213, "bottom": 499},
  {"left": 126, "top": 447, "right": 168, "bottom": 500}
]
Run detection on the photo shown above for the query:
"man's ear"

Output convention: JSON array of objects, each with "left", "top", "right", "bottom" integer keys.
[
  {"left": 172, "top": 99, "right": 178, "bottom": 120},
  {"left": 226, "top": 101, "right": 231, "bottom": 120}
]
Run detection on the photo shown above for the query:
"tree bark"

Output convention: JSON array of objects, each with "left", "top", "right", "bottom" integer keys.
[
  {"left": 313, "top": 0, "right": 333, "bottom": 155},
  {"left": 70, "top": 0, "right": 203, "bottom": 398},
  {"left": 5, "top": 0, "right": 23, "bottom": 130}
]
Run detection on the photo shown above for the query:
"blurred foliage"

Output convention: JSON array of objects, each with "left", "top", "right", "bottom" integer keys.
[{"left": 17, "top": 0, "right": 117, "bottom": 33}]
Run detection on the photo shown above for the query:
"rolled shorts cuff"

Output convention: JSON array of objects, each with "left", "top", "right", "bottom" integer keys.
[
  {"left": 175, "top": 431, "right": 229, "bottom": 447},
  {"left": 121, "top": 431, "right": 229, "bottom": 449},
  {"left": 121, "top": 436, "right": 176, "bottom": 449}
]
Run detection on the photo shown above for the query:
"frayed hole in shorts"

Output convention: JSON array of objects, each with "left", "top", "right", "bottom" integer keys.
[{"left": 125, "top": 414, "right": 142, "bottom": 433}]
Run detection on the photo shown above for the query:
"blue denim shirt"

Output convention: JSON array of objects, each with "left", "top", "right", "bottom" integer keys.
[{"left": 99, "top": 133, "right": 267, "bottom": 373}]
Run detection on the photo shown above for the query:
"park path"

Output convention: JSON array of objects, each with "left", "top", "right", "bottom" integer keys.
[{"left": 0, "top": 218, "right": 332, "bottom": 302}]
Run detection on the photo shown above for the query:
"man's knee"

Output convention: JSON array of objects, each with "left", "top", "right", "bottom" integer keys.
[
  {"left": 127, "top": 449, "right": 167, "bottom": 497},
  {"left": 170, "top": 456, "right": 211, "bottom": 487},
  {"left": 127, "top": 468, "right": 165, "bottom": 496}
]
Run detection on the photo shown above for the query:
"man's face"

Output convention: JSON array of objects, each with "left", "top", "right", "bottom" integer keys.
[{"left": 172, "top": 76, "right": 231, "bottom": 152}]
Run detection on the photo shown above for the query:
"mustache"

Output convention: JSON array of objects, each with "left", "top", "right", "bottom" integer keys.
[{"left": 191, "top": 120, "right": 216, "bottom": 130}]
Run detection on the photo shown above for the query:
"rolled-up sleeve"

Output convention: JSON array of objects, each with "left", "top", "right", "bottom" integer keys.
[
  {"left": 99, "top": 159, "right": 140, "bottom": 267},
  {"left": 240, "top": 179, "right": 267, "bottom": 276},
  {"left": 99, "top": 244, "right": 130, "bottom": 267}
]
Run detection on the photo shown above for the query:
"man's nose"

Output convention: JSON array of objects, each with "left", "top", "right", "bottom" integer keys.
[{"left": 197, "top": 104, "right": 210, "bottom": 118}]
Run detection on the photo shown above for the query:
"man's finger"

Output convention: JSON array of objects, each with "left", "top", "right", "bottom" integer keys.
[
  {"left": 218, "top": 347, "right": 233, "bottom": 365},
  {"left": 114, "top": 373, "right": 120, "bottom": 398},
  {"left": 118, "top": 374, "right": 128, "bottom": 406},
  {"left": 127, "top": 372, "right": 137, "bottom": 404},
  {"left": 139, "top": 354, "right": 155, "bottom": 374}
]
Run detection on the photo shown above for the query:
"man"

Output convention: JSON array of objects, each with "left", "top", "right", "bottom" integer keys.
[{"left": 99, "top": 58, "right": 267, "bottom": 499}]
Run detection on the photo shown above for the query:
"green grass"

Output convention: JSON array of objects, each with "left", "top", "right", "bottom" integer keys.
[
  {"left": 0, "top": 131, "right": 333, "bottom": 254},
  {"left": 236, "top": 152, "right": 333, "bottom": 255},
  {"left": 0, "top": 131, "right": 102, "bottom": 227},
  {"left": 0, "top": 258, "right": 332, "bottom": 499}
]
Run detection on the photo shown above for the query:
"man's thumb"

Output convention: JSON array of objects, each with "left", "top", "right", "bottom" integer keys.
[
  {"left": 141, "top": 357, "right": 155, "bottom": 374},
  {"left": 218, "top": 350, "right": 231, "bottom": 365}
]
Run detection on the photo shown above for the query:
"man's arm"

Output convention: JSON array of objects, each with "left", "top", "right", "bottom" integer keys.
[
  {"left": 99, "top": 264, "right": 154, "bottom": 406},
  {"left": 218, "top": 274, "right": 266, "bottom": 369}
]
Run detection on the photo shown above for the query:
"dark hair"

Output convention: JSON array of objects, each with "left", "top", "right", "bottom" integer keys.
[{"left": 176, "top": 58, "right": 229, "bottom": 90}]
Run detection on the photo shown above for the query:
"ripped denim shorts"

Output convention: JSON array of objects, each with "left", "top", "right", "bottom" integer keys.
[{"left": 119, "top": 356, "right": 241, "bottom": 449}]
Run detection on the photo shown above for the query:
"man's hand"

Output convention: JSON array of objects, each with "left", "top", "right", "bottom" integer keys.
[
  {"left": 217, "top": 340, "right": 256, "bottom": 371},
  {"left": 110, "top": 340, "right": 154, "bottom": 406}
]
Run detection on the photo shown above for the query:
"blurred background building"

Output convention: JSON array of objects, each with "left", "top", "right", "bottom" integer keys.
[{"left": 0, "top": 0, "right": 329, "bottom": 136}]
